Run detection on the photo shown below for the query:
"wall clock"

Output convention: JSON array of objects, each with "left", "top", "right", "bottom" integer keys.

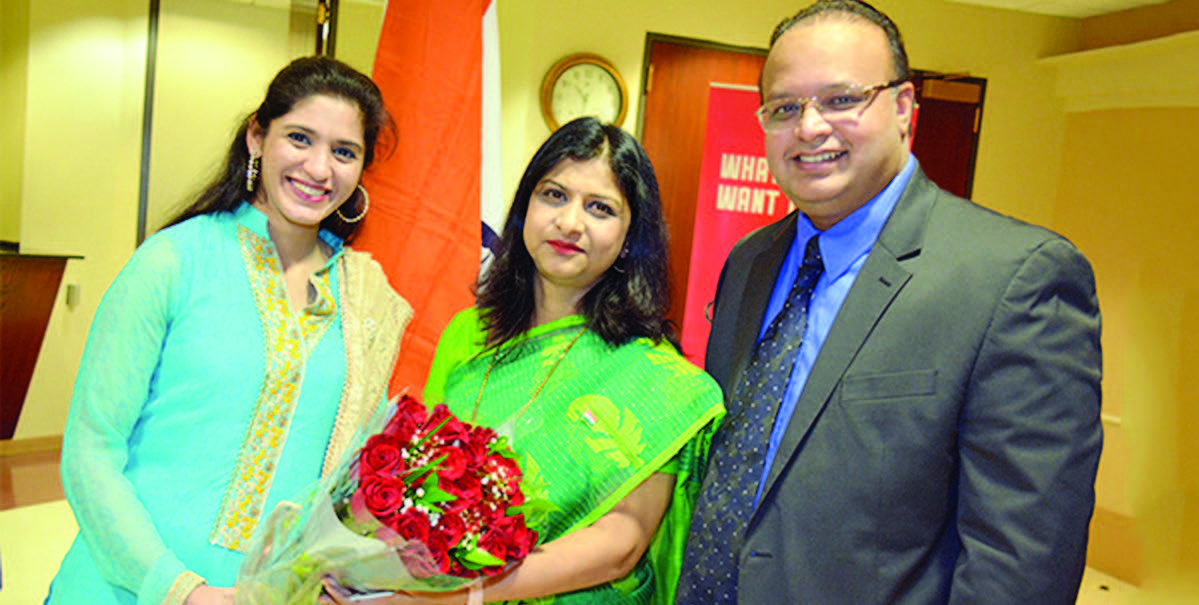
[{"left": 539, "top": 53, "right": 629, "bottom": 131}]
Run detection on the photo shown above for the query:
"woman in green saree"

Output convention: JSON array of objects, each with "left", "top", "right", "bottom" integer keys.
[{"left": 323, "top": 117, "right": 724, "bottom": 605}]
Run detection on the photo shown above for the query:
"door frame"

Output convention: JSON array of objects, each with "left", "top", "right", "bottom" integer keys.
[{"left": 635, "top": 32, "right": 767, "bottom": 140}]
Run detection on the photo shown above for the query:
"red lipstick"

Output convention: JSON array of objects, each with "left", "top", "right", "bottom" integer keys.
[{"left": 548, "top": 240, "right": 583, "bottom": 254}]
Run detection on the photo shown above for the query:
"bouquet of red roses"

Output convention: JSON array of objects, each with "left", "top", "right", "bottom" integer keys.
[{"left": 235, "top": 394, "right": 540, "bottom": 604}]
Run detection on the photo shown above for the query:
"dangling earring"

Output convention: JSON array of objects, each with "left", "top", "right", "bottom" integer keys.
[
  {"left": 245, "top": 155, "right": 260, "bottom": 193},
  {"left": 612, "top": 248, "right": 628, "bottom": 274},
  {"left": 337, "top": 184, "right": 370, "bottom": 223}
]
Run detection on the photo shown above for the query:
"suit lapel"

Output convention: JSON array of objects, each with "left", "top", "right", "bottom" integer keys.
[
  {"left": 726, "top": 213, "right": 798, "bottom": 401},
  {"left": 753, "top": 167, "right": 940, "bottom": 518}
]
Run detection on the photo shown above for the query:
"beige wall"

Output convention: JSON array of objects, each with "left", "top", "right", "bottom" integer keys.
[
  {"left": 13, "top": 0, "right": 148, "bottom": 437},
  {"left": 8, "top": 0, "right": 1197, "bottom": 597},
  {"left": 334, "top": 0, "right": 384, "bottom": 77},
  {"left": 0, "top": 0, "right": 29, "bottom": 242},
  {"left": 1047, "top": 20, "right": 1199, "bottom": 597},
  {"left": 146, "top": 0, "right": 294, "bottom": 233},
  {"left": 495, "top": 0, "right": 1078, "bottom": 229},
  {"left": 1060, "top": 107, "right": 1199, "bottom": 603}
]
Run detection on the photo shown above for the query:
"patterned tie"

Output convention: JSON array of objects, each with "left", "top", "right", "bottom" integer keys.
[{"left": 676, "top": 235, "right": 824, "bottom": 605}]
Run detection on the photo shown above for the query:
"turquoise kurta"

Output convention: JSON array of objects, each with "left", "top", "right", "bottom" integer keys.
[{"left": 48, "top": 203, "right": 404, "bottom": 605}]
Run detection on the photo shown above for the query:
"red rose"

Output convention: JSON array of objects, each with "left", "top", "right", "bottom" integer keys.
[
  {"left": 361, "top": 475, "right": 406, "bottom": 519},
  {"left": 426, "top": 532, "right": 452, "bottom": 574},
  {"left": 436, "top": 511, "right": 468, "bottom": 547},
  {"left": 386, "top": 414, "right": 421, "bottom": 444},
  {"left": 476, "top": 525, "right": 509, "bottom": 564},
  {"left": 465, "top": 426, "right": 497, "bottom": 464},
  {"left": 484, "top": 455, "right": 523, "bottom": 497},
  {"left": 398, "top": 394, "right": 429, "bottom": 422},
  {"left": 470, "top": 425, "right": 497, "bottom": 446},
  {"left": 360, "top": 435, "right": 404, "bottom": 477},
  {"left": 436, "top": 446, "right": 468, "bottom": 480},
  {"left": 506, "top": 516, "right": 538, "bottom": 559},
  {"left": 442, "top": 473, "right": 483, "bottom": 513},
  {"left": 385, "top": 396, "right": 428, "bottom": 442},
  {"left": 392, "top": 508, "right": 431, "bottom": 543},
  {"left": 504, "top": 486, "right": 526, "bottom": 508},
  {"left": 485, "top": 514, "right": 537, "bottom": 560},
  {"left": 426, "top": 404, "right": 470, "bottom": 445},
  {"left": 339, "top": 394, "right": 542, "bottom": 582}
]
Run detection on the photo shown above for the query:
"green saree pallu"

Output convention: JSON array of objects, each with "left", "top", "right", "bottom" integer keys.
[{"left": 425, "top": 310, "right": 725, "bottom": 605}]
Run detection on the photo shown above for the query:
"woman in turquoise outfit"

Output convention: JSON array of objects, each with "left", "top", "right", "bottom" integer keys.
[
  {"left": 322, "top": 118, "right": 724, "bottom": 605},
  {"left": 47, "top": 56, "right": 412, "bottom": 605}
]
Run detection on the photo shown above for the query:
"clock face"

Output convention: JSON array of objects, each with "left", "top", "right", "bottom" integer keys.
[{"left": 550, "top": 62, "right": 624, "bottom": 126}]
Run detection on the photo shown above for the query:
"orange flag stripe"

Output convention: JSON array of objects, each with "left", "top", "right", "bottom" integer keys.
[{"left": 358, "top": 0, "right": 490, "bottom": 395}]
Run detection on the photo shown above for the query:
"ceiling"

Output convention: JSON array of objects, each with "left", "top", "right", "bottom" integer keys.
[
  {"left": 232, "top": 0, "right": 1170, "bottom": 18},
  {"left": 942, "top": 0, "right": 1172, "bottom": 18}
]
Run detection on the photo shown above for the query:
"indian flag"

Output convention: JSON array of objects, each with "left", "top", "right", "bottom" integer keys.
[{"left": 356, "top": 0, "right": 504, "bottom": 395}]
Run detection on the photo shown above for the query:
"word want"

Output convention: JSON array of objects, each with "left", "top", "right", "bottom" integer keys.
[{"left": 715, "top": 153, "right": 783, "bottom": 216}]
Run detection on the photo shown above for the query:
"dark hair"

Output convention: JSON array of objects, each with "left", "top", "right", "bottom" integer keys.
[
  {"left": 477, "top": 117, "right": 674, "bottom": 349},
  {"left": 769, "top": 0, "right": 911, "bottom": 82},
  {"left": 164, "top": 55, "right": 394, "bottom": 242}
]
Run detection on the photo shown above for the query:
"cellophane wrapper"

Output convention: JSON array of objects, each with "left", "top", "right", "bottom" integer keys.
[{"left": 234, "top": 394, "right": 539, "bottom": 604}]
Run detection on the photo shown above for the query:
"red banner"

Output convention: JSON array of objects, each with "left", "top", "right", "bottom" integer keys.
[{"left": 680, "top": 84, "right": 791, "bottom": 365}]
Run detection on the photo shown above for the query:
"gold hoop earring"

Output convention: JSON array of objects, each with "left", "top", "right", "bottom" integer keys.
[
  {"left": 337, "top": 184, "right": 370, "bottom": 223},
  {"left": 245, "top": 155, "right": 260, "bottom": 193}
]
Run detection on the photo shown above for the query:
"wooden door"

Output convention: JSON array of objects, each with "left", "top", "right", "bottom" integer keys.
[
  {"left": 911, "top": 72, "right": 986, "bottom": 198},
  {"left": 639, "top": 35, "right": 767, "bottom": 334}
]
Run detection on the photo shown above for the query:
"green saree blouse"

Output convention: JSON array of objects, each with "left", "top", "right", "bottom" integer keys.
[{"left": 424, "top": 309, "right": 724, "bottom": 605}]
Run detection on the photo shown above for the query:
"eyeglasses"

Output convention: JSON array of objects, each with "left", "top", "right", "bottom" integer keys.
[{"left": 755, "top": 78, "right": 907, "bottom": 132}]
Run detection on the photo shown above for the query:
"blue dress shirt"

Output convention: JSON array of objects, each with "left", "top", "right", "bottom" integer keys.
[{"left": 753, "top": 154, "right": 916, "bottom": 506}]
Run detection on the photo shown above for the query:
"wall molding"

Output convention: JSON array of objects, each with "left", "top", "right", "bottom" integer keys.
[
  {"left": 1088, "top": 506, "right": 1144, "bottom": 587},
  {"left": 1040, "top": 30, "right": 1199, "bottom": 113},
  {"left": 0, "top": 435, "right": 61, "bottom": 457}
]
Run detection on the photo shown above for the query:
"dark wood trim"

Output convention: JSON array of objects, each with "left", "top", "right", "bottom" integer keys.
[
  {"left": 0, "top": 435, "right": 62, "bottom": 457},
  {"left": 137, "top": 0, "right": 160, "bottom": 245},
  {"left": 0, "top": 252, "right": 81, "bottom": 260},
  {"left": 0, "top": 256, "right": 71, "bottom": 439}
]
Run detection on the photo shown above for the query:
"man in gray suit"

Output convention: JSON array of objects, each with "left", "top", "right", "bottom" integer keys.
[{"left": 675, "top": 1, "right": 1103, "bottom": 603}]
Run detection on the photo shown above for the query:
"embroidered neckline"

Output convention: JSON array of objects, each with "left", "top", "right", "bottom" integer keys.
[{"left": 209, "top": 226, "right": 338, "bottom": 552}]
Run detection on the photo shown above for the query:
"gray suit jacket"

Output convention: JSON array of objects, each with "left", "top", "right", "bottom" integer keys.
[{"left": 703, "top": 166, "right": 1102, "bottom": 604}]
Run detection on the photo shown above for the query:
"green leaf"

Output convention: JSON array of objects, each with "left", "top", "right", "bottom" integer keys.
[
  {"left": 489, "top": 436, "right": 518, "bottom": 459},
  {"left": 422, "top": 484, "right": 457, "bottom": 504},
  {"left": 508, "top": 497, "right": 559, "bottom": 517},
  {"left": 403, "top": 454, "right": 447, "bottom": 483},
  {"left": 414, "top": 417, "right": 452, "bottom": 447},
  {"left": 291, "top": 553, "right": 317, "bottom": 577},
  {"left": 456, "top": 546, "right": 506, "bottom": 570}
]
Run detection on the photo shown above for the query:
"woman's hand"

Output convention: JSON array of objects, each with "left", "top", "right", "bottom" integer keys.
[
  {"left": 317, "top": 576, "right": 465, "bottom": 605},
  {"left": 183, "top": 585, "right": 235, "bottom": 605}
]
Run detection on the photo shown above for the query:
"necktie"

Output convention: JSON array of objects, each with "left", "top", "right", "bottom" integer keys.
[{"left": 676, "top": 235, "right": 824, "bottom": 604}]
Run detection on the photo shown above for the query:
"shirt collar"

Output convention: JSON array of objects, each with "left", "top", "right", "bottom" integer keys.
[{"left": 794, "top": 153, "right": 916, "bottom": 280}]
